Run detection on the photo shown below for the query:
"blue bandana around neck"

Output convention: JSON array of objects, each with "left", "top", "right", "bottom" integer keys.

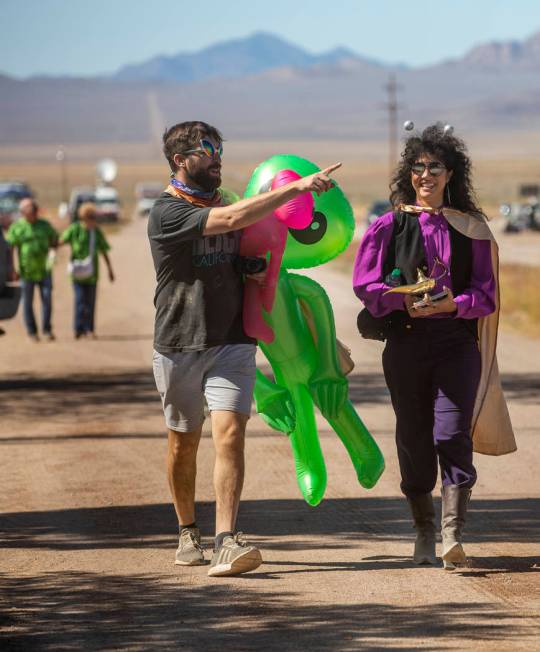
[{"left": 170, "top": 177, "right": 216, "bottom": 200}]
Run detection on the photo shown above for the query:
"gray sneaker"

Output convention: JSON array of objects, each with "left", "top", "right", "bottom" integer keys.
[
  {"left": 208, "top": 533, "right": 262, "bottom": 577},
  {"left": 174, "top": 527, "right": 206, "bottom": 566}
]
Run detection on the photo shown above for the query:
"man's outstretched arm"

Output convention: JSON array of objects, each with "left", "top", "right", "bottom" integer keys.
[{"left": 203, "top": 163, "right": 342, "bottom": 236}]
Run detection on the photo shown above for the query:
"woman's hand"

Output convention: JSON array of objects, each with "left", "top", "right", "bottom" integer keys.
[{"left": 404, "top": 286, "right": 457, "bottom": 318}]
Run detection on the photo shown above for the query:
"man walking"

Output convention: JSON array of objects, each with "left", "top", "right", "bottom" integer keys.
[
  {"left": 148, "top": 120, "right": 339, "bottom": 577},
  {"left": 7, "top": 198, "right": 58, "bottom": 341}
]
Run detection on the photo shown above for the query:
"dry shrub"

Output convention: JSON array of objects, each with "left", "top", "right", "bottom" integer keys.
[{"left": 499, "top": 264, "right": 540, "bottom": 339}]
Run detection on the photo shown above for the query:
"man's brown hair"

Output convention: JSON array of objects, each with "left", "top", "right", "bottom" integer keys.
[{"left": 162, "top": 121, "right": 223, "bottom": 173}]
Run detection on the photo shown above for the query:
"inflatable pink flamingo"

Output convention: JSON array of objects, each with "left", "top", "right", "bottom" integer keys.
[{"left": 240, "top": 169, "right": 314, "bottom": 343}]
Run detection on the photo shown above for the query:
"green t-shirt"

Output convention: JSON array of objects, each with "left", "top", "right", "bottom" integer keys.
[
  {"left": 61, "top": 223, "right": 110, "bottom": 285},
  {"left": 6, "top": 217, "right": 58, "bottom": 282}
]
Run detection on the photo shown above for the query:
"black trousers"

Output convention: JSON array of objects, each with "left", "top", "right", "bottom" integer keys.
[{"left": 382, "top": 318, "right": 481, "bottom": 497}]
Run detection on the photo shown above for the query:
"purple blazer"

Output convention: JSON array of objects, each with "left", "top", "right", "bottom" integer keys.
[{"left": 352, "top": 210, "right": 496, "bottom": 319}]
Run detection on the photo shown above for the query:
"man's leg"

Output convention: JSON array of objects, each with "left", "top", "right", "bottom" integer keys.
[
  {"left": 204, "top": 344, "right": 261, "bottom": 577},
  {"left": 152, "top": 349, "right": 206, "bottom": 565},
  {"left": 73, "top": 282, "right": 84, "bottom": 337},
  {"left": 208, "top": 409, "right": 261, "bottom": 576},
  {"left": 210, "top": 410, "right": 248, "bottom": 535},
  {"left": 21, "top": 280, "right": 38, "bottom": 337},
  {"left": 87, "top": 283, "right": 97, "bottom": 334},
  {"left": 39, "top": 276, "right": 54, "bottom": 337},
  {"left": 167, "top": 426, "right": 202, "bottom": 526},
  {"left": 168, "top": 426, "right": 206, "bottom": 566},
  {"left": 80, "top": 284, "right": 92, "bottom": 334}
]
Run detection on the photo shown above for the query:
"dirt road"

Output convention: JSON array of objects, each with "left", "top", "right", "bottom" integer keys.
[{"left": 1, "top": 217, "right": 539, "bottom": 651}]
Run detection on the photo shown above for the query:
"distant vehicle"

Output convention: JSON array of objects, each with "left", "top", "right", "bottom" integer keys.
[
  {"left": 500, "top": 184, "right": 540, "bottom": 233},
  {"left": 134, "top": 182, "right": 162, "bottom": 217},
  {"left": 66, "top": 184, "right": 121, "bottom": 223},
  {"left": 94, "top": 185, "right": 121, "bottom": 222},
  {"left": 0, "top": 181, "right": 34, "bottom": 228},
  {"left": 500, "top": 202, "right": 540, "bottom": 233},
  {"left": 0, "top": 228, "right": 20, "bottom": 322},
  {"left": 67, "top": 186, "right": 96, "bottom": 223},
  {"left": 366, "top": 200, "right": 392, "bottom": 225}
]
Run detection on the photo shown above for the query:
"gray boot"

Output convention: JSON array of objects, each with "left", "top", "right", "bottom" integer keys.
[
  {"left": 407, "top": 493, "right": 436, "bottom": 565},
  {"left": 441, "top": 485, "right": 471, "bottom": 570}
]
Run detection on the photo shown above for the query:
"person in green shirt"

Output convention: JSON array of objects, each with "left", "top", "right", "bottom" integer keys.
[
  {"left": 6, "top": 198, "right": 58, "bottom": 341},
  {"left": 60, "top": 202, "right": 115, "bottom": 339}
]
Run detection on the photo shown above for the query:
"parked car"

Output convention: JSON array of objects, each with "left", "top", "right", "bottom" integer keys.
[
  {"left": 0, "top": 228, "right": 20, "bottom": 323},
  {"left": 134, "top": 182, "right": 162, "bottom": 217},
  {"left": 500, "top": 184, "right": 540, "bottom": 233},
  {"left": 94, "top": 185, "right": 121, "bottom": 222},
  {"left": 67, "top": 186, "right": 96, "bottom": 223},
  {"left": 500, "top": 202, "right": 540, "bottom": 233},
  {"left": 0, "top": 181, "right": 34, "bottom": 228},
  {"left": 366, "top": 199, "right": 392, "bottom": 225},
  {"left": 66, "top": 185, "right": 121, "bottom": 223}
]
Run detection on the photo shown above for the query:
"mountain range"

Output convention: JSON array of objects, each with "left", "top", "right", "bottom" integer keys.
[
  {"left": 0, "top": 30, "right": 539, "bottom": 150},
  {"left": 114, "top": 32, "right": 371, "bottom": 82},
  {"left": 111, "top": 30, "right": 540, "bottom": 82}
]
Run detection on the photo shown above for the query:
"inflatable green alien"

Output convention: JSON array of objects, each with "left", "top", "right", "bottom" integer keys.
[{"left": 243, "top": 154, "right": 385, "bottom": 506}]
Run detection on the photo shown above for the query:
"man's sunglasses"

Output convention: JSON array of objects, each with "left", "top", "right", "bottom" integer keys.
[
  {"left": 411, "top": 161, "right": 447, "bottom": 177},
  {"left": 182, "top": 139, "right": 223, "bottom": 159}
]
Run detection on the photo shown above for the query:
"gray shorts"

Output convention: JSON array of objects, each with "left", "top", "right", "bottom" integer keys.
[{"left": 152, "top": 344, "right": 257, "bottom": 432}]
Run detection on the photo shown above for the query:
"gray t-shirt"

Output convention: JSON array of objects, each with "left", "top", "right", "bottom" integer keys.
[{"left": 148, "top": 192, "right": 255, "bottom": 353}]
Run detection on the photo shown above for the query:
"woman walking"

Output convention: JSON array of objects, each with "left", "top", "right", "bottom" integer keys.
[
  {"left": 61, "top": 202, "right": 115, "bottom": 339},
  {"left": 353, "top": 124, "right": 514, "bottom": 569}
]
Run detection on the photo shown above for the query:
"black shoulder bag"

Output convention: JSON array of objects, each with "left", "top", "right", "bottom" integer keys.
[
  {"left": 356, "top": 211, "right": 405, "bottom": 342},
  {"left": 356, "top": 308, "right": 391, "bottom": 341}
]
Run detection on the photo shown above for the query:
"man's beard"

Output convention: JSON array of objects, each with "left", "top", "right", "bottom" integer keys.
[{"left": 186, "top": 161, "right": 221, "bottom": 192}]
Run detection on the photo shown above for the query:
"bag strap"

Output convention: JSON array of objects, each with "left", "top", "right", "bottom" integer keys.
[
  {"left": 381, "top": 211, "right": 399, "bottom": 278},
  {"left": 89, "top": 229, "right": 96, "bottom": 256}
]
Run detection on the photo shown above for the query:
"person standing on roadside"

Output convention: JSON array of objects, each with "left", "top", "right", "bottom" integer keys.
[
  {"left": 148, "top": 120, "right": 340, "bottom": 577},
  {"left": 60, "top": 202, "right": 115, "bottom": 339},
  {"left": 6, "top": 198, "right": 58, "bottom": 341},
  {"left": 353, "top": 124, "right": 514, "bottom": 570}
]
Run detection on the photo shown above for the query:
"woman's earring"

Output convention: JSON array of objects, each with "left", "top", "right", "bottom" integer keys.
[{"left": 446, "top": 184, "right": 451, "bottom": 206}]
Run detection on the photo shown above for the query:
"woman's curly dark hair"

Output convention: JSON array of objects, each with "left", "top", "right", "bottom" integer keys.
[{"left": 390, "top": 123, "right": 483, "bottom": 217}]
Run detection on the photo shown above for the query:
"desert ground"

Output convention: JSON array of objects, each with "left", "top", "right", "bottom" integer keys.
[
  {"left": 2, "top": 135, "right": 540, "bottom": 213},
  {"left": 1, "top": 151, "right": 539, "bottom": 650}
]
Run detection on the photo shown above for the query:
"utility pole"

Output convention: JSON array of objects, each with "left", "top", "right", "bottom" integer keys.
[
  {"left": 384, "top": 74, "right": 401, "bottom": 181},
  {"left": 55, "top": 145, "right": 68, "bottom": 204}
]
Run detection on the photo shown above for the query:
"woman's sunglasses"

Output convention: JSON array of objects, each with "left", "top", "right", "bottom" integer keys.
[
  {"left": 182, "top": 139, "right": 223, "bottom": 159},
  {"left": 411, "top": 161, "right": 447, "bottom": 177}
]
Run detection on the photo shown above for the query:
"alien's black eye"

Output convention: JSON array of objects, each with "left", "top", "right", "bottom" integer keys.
[{"left": 289, "top": 211, "right": 327, "bottom": 245}]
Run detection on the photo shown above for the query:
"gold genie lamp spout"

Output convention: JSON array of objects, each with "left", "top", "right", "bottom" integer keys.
[{"left": 383, "top": 268, "right": 435, "bottom": 297}]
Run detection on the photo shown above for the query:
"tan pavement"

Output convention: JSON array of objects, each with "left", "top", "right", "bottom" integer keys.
[{"left": 0, "top": 217, "right": 539, "bottom": 651}]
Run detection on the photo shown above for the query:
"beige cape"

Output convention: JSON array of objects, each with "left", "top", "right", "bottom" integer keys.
[
  {"left": 400, "top": 205, "right": 516, "bottom": 455},
  {"left": 441, "top": 208, "right": 516, "bottom": 455}
]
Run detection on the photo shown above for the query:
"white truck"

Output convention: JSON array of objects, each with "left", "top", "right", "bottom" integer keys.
[{"left": 94, "top": 185, "right": 121, "bottom": 222}]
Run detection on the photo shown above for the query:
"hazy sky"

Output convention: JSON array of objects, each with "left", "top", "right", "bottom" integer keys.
[{"left": 2, "top": 0, "right": 539, "bottom": 78}]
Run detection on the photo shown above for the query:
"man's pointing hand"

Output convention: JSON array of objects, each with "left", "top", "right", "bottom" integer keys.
[{"left": 295, "top": 162, "right": 342, "bottom": 196}]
